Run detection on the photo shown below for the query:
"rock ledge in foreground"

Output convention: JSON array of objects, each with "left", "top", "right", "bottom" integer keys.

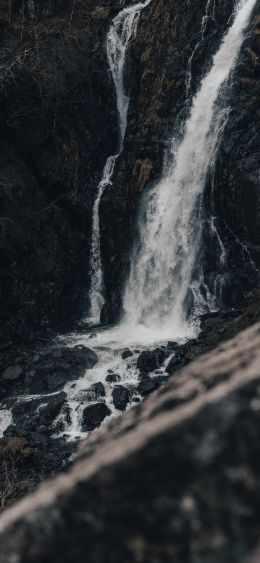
[{"left": 0, "top": 323, "right": 260, "bottom": 562}]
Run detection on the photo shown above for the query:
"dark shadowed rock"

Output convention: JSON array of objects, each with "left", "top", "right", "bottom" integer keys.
[
  {"left": 137, "top": 377, "right": 160, "bottom": 397},
  {"left": 2, "top": 366, "right": 23, "bottom": 381},
  {"left": 72, "top": 347, "right": 99, "bottom": 370},
  {"left": 38, "top": 393, "right": 67, "bottom": 423},
  {"left": 112, "top": 386, "right": 130, "bottom": 411},
  {"left": 166, "top": 340, "right": 198, "bottom": 374},
  {"left": 137, "top": 348, "right": 168, "bottom": 373},
  {"left": 80, "top": 382, "right": 105, "bottom": 402},
  {"left": 121, "top": 349, "right": 133, "bottom": 360},
  {"left": 81, "top": 403, "right": 111, "bottom": 432},
  {"left": 106, "top": 373, "right": 121, "bottom": 383},
  {"left": 23, "top": 346, "right": 98, "bottom": 394}
]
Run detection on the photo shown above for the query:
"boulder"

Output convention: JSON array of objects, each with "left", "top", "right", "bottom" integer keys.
[
  {"left": 121, "top": 349, "right": 133, "bottom": 360},
  {"left": 137, "top": 348, "right": 168, "bottom": 373},
  {"left": 112, "top": 386, "right": 130, "bottom": 411},
  {"left": 2, "top": 366, "right": 23, "bottom": 381},
  {"left": 38, "top": 392, "right": 67, "bottom": 422},
  {"left": 106, "top": 373, "right": 121, "bottom": 383},
  {"left": 165, "top": 341, "right": 198, "bottom": 375},
  {"left": 73, "top": 346, "right": 99, "bottom": 370},
  {"left": 21, "top": 346, "right": 99, "bottom": 394},
  {"left": 137, "top": 377, "right": 160, "bottom": 397},
  {"left": 81, "top": 403, "right": 111, "bottom": 432}
]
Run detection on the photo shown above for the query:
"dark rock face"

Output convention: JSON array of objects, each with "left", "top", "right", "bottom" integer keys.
[
  {"left": 100, "top": 0, "right": 260, "bottom": 321},
  {"left": 0, "top": 0, "right": 258, "bottom": 332},
  {"left": 0, "top": 323, "right": 260, "bottom": 562},
  {"left": 81, "top": 403, "right": 111, "bottom": 432},
  {"left": 0, "top": 0, "right": 125, "bottom": 338},
  {"left": 201, "top": 3, "right": 260, "bottom": 308},
  {"left": 112, "top": 385, "right": 130, "bottom": 411}
]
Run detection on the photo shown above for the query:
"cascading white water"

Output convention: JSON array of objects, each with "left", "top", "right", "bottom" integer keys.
[
  {"left": 88, "top": 0, "right": 152, "bottom": 324},
  {"left": 123, "top": 0, "right": 257, "bottom": 333}
]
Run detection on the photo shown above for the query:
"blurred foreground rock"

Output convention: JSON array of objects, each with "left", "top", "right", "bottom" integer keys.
[{"left": 1, "top": 323, "right": 260, "bottom": 562}]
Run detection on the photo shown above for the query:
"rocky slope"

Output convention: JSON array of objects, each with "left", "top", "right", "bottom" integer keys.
[{"left": 1, "top": 321, "right": 260, "bottom": 562}]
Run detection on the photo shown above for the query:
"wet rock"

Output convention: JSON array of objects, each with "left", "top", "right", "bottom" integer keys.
[
  {"left": 81, "top": 382, "right": 106, "bottom": 401},
  {"left": 167, "top": 341, "right": 180, "bottom": 350},
  {"left": 12, "top": 398, "right": 44, "bottom": 420},
  {"left": 112, "top": 386, "right": 130, "bottom": 411},
  {"left": 137, "top": 348, "right": 168, "bottom": 373},
  {"left": 121, "top": 349, "right": 133, "bottom": 360},
  {"left": 70, "top": 346, "right": 99, "bottom": 370},
  {"left": 10, "top": 392, "right": 66, "bottom": 438},
  {"left": 81, "top": 403, "right": 111, "bottom": 432},
  {"left": 106, "top": 373, "right": 121, "bottom": 383},
  {"left": 136, "top": 373, "right": 168, "bottom": 397},
  {"left": 20, "top": 346, "right": 99, "bottom": 395},
  {"left": 38, "top": 392, "right": 67, "bottom": 423},
  {"left": 137, "top": 378, "right": 160, "bottom": 397},
  {"left": 165, "top": 352, "right": 187, "bottom": 374},
  {"left": 152, "top": 375, "right": 168, "bottom": 386},
  {"left": 2, "top": 366, "right": 23, "bottom": 381},
  {"left": 166, "top": 340, "right": 198, "bottom": 375}
]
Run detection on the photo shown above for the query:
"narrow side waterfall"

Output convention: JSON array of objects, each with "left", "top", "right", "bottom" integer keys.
[
  {"left": 88, "top": 0, "right": 152, "bottom": 324},
  {"left": 123, "top": 0, "right": 257, "bottom": 334}
]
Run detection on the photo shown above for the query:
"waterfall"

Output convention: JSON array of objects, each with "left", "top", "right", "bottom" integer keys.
[
  {"left": 123, "top": 0, "right": 256, "bottom": 334},
  {"left": 88, "top": 0, "right": 152, "bottom": 324}
]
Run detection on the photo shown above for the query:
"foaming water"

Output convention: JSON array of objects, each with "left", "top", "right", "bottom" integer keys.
[
  {"left": 123, "top": 0, "right": 257, "bottom": 334},
  {"left": 56, "top": 318, "right": 191, "bottom": 441},
  {"left": 88, "top": 0, "right": 153, "bottom": 324},
  {"left": 0, "top": 408, "right": 12, "bottom": 437}
]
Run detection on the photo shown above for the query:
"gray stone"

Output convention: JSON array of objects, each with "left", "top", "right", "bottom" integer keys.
[{"left": 2, "top": 366, "right": 23, "bottom": 381}]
